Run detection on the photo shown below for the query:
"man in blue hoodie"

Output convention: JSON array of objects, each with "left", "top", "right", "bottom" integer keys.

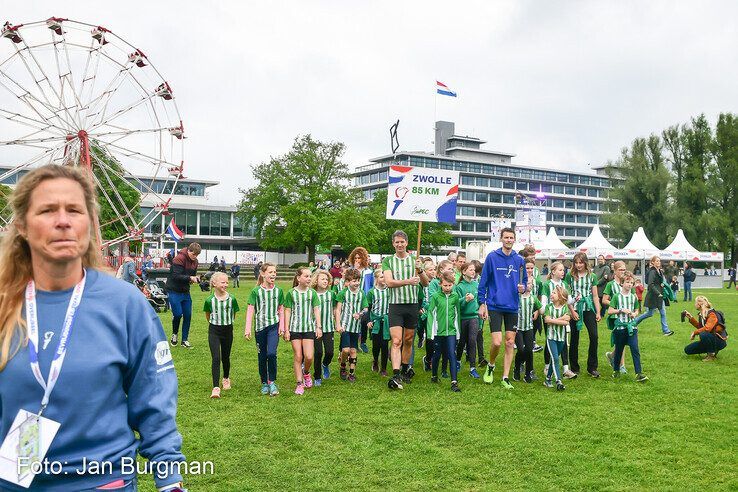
[{"left": 477, "top": 227, "right": 527, "bottom": 389}]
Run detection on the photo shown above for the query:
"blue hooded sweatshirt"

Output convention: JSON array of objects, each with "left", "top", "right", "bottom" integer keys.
[
  {"left": 477, "top": 247, "right": 528, "bottom": 314},
  {"left": 0, "top": 268, "right": 184, "bottom": 491}
]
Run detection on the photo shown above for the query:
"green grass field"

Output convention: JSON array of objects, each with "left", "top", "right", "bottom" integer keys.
[{"left": 144, "top": 281, "right": 738, "bottom": 491}]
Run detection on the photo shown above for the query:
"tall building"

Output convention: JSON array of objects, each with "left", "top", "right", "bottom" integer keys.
[{"left": 351, "top": 121, "right": 612, "bottom": 249}]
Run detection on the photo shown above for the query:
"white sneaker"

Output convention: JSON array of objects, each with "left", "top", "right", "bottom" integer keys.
[{"left": 563, "top": 369, "right": 578, "bottom": 379}]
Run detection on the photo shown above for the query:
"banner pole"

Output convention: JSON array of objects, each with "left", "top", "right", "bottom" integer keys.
[{"left": 416, "top": 221, "right": 423, "bottom": 255}]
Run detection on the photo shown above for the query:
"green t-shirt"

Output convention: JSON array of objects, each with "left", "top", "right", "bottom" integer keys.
[
  {"left": 382, "top": 254, "right": 418, "bottom": 304},
  {"left": 565, "top": 272, "right": 598, "bottom": 300},
  {"left": 336, "top": 288, "right": 368, "bottom": 334},
  {"left": 602, "top": 279, "right": 623, "bottom": 299},
  {"left": 610, "top": 291, "right": 640, "bottom": 328},
  {"left": 247, "top": 285, "right": 284, "bottom": 332},
  {"left": 367, "top": 286, "right": 390, "bottom": 318},
  {"left": 284, "top": 287, "right": 320, "bottom": 333},
  {"left": 540, "top": 279, "right": 571, "bottom": 308},
  {"left": 545, "top": 303, "right": 569, "bottom": 342},
  {"left": 518, "top": 294, "right": 542, "bottom": 331},
  {"left": 316, "top": 290, "right": 336, "bottom": 333},
  {"left": 203, "top": 292, "right": 240, "bottom": 326},
  {"left": 427, "top": 291, "right": 460, "bottom": 338}
]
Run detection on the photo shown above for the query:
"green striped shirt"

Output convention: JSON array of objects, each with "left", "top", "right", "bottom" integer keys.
[
  {"left": 316, "top": 290, "right": 336, "bottom": 333},
  {"left": 611, "top": 292, "right": 639, "bottom": 327},
  {"left": 337, "top": 288, "right": 368, "bottom": 334},
  {"left": 247, "top": 285, "right": 284, "bottom": 332},
  {"left": 204, "top": 292, "right": 239, "bottom": 326},
  {"left": 540, "top": 279, "right": 570, "bottom": 308},
  {"left": 284, "top": 287, "right": 321, "bottom": 333},
  {"left": 602, "top": 279, "right": 623, "bottom": 298},
  {"left": 518, "top": 294, "right": 542, "bottom": 331},
  {"left": 367, "top": 286, "right": 390, "bottom": 317},
  {"left": 382, "top": 254, "right": 418, "bottom": 304},
  {"left": 545, "top": 303, "right": 569, "bottom": 342},
  {"left": 565, "top": 272, "right": 598, "bottom": 300}
]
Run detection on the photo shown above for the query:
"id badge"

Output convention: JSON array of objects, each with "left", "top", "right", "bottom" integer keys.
[
  {"left": 0, "top": 409, "right": 61, "bottom": 488},
  {"left": 17, "top": 414, "right": 40, "bottom": 481}
]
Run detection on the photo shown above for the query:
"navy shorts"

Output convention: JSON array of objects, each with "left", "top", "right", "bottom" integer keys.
[{"left": 340, "top": 332, "right": 360, "bottom": 349}]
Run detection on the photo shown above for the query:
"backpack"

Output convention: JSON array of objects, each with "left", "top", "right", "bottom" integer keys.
[{"left": 708, "top": 309, "right": 728, "bottom": 338}]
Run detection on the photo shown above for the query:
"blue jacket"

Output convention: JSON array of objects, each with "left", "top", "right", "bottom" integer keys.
[
  {"left": 0, "top": 269, "right": 184, "bottom": 491},
  {"left": 477, "top": 247, "right": 528, "bottom": 313}
]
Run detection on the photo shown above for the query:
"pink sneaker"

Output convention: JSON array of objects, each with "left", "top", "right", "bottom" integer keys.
[
  {"left": 222, "top": 378, "right": 231, "bottom": 390},
  {"left": 210, "top": 387, "right": 221, "bottom": 399},
  {"left": 294, "top": 383, "right": 305, "bottom": 395},
  {"left": 304, "top": 374, "right": 313, "bottom": 388}
]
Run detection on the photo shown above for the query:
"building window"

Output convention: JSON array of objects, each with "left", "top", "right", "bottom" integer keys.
[
  {"left": 502, "top": 194, "right": 515, "bottom": 204},
  {"left": 461, "top": 222, "right": 475, "bottom": 232},
  {"left": 476, "top": 222, "right": 489, "bottom": 232},
  {"left": 475, "top": 207, "right": 488, "bottom": 217},
  {"left": 461, "top": 175, "right": 475, "bottom": 186},
  {"left": 588, "top": 188, "right": 599, "bottom": 197},
  {"left": 577, "top": 215, "right": 587, "bottom": 223},
  {"left": 564, "top": 200, "right": 575, "bottom": 209},
  {"left": 475, "top": 192, "right": 488, "bottom": 202},
  {"left": 588, "top": 215, "right": 598, "bottom": 224},
  {"left": 476, "top": 177, "right": 489, "bottom": 187},
  {"left": 489, "top": 193, "right": 501, "bottom": 203},
  {"left": 576, "top": 187, "right": 586, "bottom": 196},
  {"left": 502, "top": 180, "right": 515, "bottom": 190},
  {"left": 516, "top": 181, "right": 528, "bottom": 190},
  {"left": 379, "top": 170, "right": 388, "bottom": 181},
  {"left": 460, "top": 206, "right": 475, "bottom": 216},
  {"left": 468, "top": 163, "right": 481, "bottom": 173},
  {"left": 490, "top": 178, "right": 502, "bottom": 189},
  {"left": 460, "top": 191, "right": 475, "bottom": 201},
  {"left": 588, "top": 202, "right": 599, "bottom": 211},
  {"left": 553, "top": 185, "right": 564, "bottom": 194}
]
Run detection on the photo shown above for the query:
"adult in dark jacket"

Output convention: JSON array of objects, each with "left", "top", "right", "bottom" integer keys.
[
  {"left": 683, "top": 262, "right": 696, "bottom": 301},
  {"left": 166, "top": 243, "right": 201, "bottom": 348},
  {"left": 634, "top": 256, "right": 673, "bottom": 336}
]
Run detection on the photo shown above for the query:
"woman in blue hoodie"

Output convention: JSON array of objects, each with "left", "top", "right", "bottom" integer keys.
[
  {"left": 0, "top": 165, "right": 185, "bottom": 491},
  {"left": 477, "top": 228, "right": 527, "bottom": 390}
]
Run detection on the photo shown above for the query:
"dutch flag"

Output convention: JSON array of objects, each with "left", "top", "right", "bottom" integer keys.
[
  {"left": 166, "top": 218, "right": 185, "bottom": 242},
  {"left": 436, "top": 80, "right": 457, "bottom": 97}
]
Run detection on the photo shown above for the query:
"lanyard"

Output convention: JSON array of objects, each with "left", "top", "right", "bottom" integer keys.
[{"left": 24, "top": 270, "right": 86, "bottom": 416}]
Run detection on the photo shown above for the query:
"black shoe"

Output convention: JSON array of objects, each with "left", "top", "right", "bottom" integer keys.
[
  {"left": 401, "top": 373, "right": 412, "bottom": 384},
  {"left": 418, "top": 337, "right": 424, "bottom": 348},
  {"left": 423, "top": 356, "right": 431, "bottom": 372},
  {"left": 430, "top": 376, "right": 439, "bottom": 383},
  {"left": 524, "top": 373, "right": 533, "bottom": 384},
  {"left": 450, "top": 381, "right": 461, "bottom": 392},
  {"left": 588, "top": 370, "right": 601, "bottom": 379},
  {"left": 406, "top": 367, "right": 416, "bottom": 379},
  {"left": 170, "top": 333, "right": 178, "bottom": 346},
  {"left": 478, "top": 359, "right": 489, "bottom": 368},
  {"left": 663, "top": 330, "right": 674, "bottom": 337},
  {"left": 388, "top": 376, "right": 403, "bottom": 390},
  {"left": 532, "top": 343, "right": 544, "bottom": 353},
  {"left": 556, "top": 380, "right": 566, "bottom": 391},
  {"left": 513, "top": 365, "right": 521, "bottom": 382}
]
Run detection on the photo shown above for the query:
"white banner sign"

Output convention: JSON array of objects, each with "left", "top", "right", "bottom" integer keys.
[
  {"left": 386, "top": 165, "right": 459, "bottom": 224},
  {"left": 490, "top": 218, "right": 512, "bottom": 242},
  {"left": 514, "top": 208, "right": 546, "bottom": 244}
]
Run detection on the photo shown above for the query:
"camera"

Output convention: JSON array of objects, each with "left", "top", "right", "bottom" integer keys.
[{"left": 680, "top": 311, "right": 688, "bottom": 323}]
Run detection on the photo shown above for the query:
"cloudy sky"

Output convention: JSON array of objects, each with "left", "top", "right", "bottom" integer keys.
[{"left": 7, "top": 1, "right": 738, "bottom": 205}]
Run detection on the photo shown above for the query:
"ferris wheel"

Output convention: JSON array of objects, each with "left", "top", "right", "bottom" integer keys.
[{"left": 0, "top": 17, "right": 185, "bottom": 249}]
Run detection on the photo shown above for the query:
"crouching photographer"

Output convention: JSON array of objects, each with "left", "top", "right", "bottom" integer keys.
[{"left": 682, "top": 295, "right": 728, "bottom": 361}]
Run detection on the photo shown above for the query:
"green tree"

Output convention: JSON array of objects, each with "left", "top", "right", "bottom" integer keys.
[
  {"left": 89, "top": 144, "right": 141, "bottom": 242},
  {"left": 237, "top": 135, "right": 377, "bottom": 262},
  {"left": 0, "top": 183, "right": 13, "bottom": 225},
  {"left": 710, "top": 113, "right": 738, "bottom": 261},
  {"left": 362, "top": 189, "right": 453, "bottom": 254},
  {"left": 603, "top": 135, "right": 671, "bottom": 247}
]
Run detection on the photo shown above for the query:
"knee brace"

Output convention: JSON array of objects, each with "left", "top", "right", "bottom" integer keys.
[{"left": 349, "top": 357, "right": 357, "bottom": 366}]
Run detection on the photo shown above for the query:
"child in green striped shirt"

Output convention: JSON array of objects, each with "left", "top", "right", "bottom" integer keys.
[
  {"left": 606, "top": 272, "right": 648, "bottom": 382},
  {"left": 204, "top": 272, "right": 240, "bottom": 399},
  {"left": 336, "top": 268, "right": 369, "bottom": 382},
  {"left": 312, "top": 270, "right": 337, "bottom": 385},
  {"left": 543, "top": 285, "right": 571, "bottom": 391},
  {"left": 367, "top": 269, "right": 390, "bottom": 376},
  {"left": 540, "top": 261, "right": 577, "bottom": 380},
  {"left": 245, "top": 262, "right": 284, "bottom": 397},
  {"left": 515, "top": 259, "right": 542, "bottom": 383},
  {"left": 284, "top": 267, "right": 322, "bottom": 395}
]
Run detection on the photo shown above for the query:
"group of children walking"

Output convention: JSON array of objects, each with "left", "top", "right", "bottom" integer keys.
[{"left": 201, "top": 251, "right": 649, "bottom": 398}]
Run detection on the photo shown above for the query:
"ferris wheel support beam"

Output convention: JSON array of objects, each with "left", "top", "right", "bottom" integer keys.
[{"left": 75, "top": 129, "right": 103, "bottom": 249}]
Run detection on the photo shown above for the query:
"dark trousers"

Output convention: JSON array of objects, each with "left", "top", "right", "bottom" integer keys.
[
  {"left": 169, "top": 291, "right": 192, "bottom": 341},
  {"left": 569, "top": 310, "right": 598, "bottom": 373},
  {"left": 728, "top": 278, "right": 736, "bottom": 288},
  {"left": 372, "top": 332, "right": 389, "bottom": 371},
  {"left": 612, "top": 329, "right": 642, "bottom": 374},
  {"left": 477, "top": 318, "right": 485, "bottom": 361},
  {"left": 684, "top": 331, "right": 727, "bottom": 355},
  {"left": 432, "top": 335, "right": 458, "bottom": 381},
  {"left": 533, "top": 315, "right": 543, "bottom": 337},
  {"left": 208, "top": 324, "right": 233, "bottom": 387},
  {"left": 255, "top": 323, "right": 279, "bottom": 384},
  {"left": 456, "top": 318, "right": 479, "bottom": 366},
  {"left": 360, "top": 311, "right": 369, "bottom": 344},
  {"left": 313, "top": 332, "right": 335, "bottom": 378},
  {"left": 514, "top": 329, "right": 536, "bottom": 376}
]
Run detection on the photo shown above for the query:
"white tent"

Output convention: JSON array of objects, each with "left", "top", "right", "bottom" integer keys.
[
  {"left": 623, "top": 227, "right": 660, "bottom": 253},
  {"left": 577, "top": 225, "right": 616, "bottom": 255},
  {"left": 662, "top": 229, "right": 699, "bottom": 259},
  {"left": 537, "top": 227, "right": 569, "bottom": 259}
]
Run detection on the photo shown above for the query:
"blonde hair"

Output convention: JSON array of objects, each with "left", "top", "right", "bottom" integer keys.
[
  {"left": 0, "top": 165, "right": 103, "bottom": 371},
  {"left": 695, "top": 295, "right": 712, "bottom": 310},
  {"left": 373, "top": 268, "right": 383, "bottom": 279},
  {"left": 550, "top": 285, "right": 570, "bottom": 305},
  {"left": 437, "top": 259, "right": 453, "bottom": 273},
  {"left": 547, "top": 261, "right": 565, "bottom": 280},
  {"left": 210, "top": 272, "right": 228, "bottom": 286},
  {"left": 311, "top": 269, "right": 331, "bottom": 289}
]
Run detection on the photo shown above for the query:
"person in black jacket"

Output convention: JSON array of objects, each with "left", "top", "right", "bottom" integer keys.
[
  {"left": 683, "top": 262, "right": 696, "bottom": 301},
  {"left": 166, "top": 242, "right": 201, "bottom": 348},
  {"left": 634, "top": 256, "right": 674, "bottom": 336}
]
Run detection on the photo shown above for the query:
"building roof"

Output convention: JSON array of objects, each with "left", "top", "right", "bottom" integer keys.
[
  {"left": 445, "top": 147, "right": 516, "bottom": 157},
  {"left": 448, "top": 135, "right": 487, "bottom": 144}
]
